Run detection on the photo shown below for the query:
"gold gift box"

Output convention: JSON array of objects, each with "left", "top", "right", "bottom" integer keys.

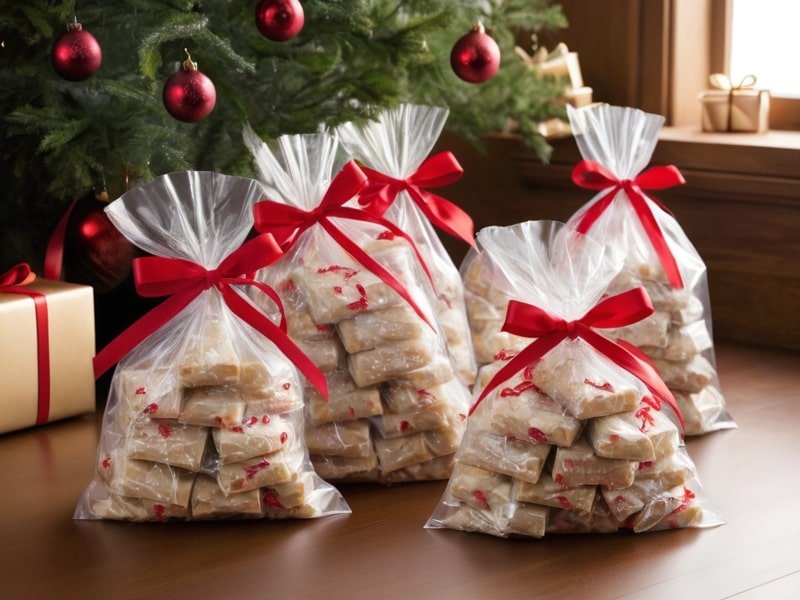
[
  {"left": 699, "top": 74, "right": 770, "bottom": 133},
  {"left": 0, "top": 279, "right": 95, "bottom": 434}
]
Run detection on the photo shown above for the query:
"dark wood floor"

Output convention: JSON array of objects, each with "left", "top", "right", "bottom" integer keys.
[{"left": 1, "top": 343, "right": 798, "bottom": 600}]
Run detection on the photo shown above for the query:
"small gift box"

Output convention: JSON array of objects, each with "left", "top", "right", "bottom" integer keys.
[
  {"left": 0, "top": 264, "right": 95, "bottom": 434},
  {"left": 698, "top": 74, "right": 770, "bottom": 133}
]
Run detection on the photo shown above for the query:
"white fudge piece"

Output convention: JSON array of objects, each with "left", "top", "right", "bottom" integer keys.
[
  {"left": 212, "top": 415, "right": 292, "bottom": 464},
  {"left": 458, "top": 428, "right": 551, "bottom": 484},
  {"left": 606, "top": 311, "right": 671, "bottom": 349},
  {"left": 441, "top": 502, "right": 506, "bottom": 537},
  {"left": 216, "top": 451, "right": 296, "bottom": 494},
  {"left": 191, "top": 475, "right": 263, "bottom": 518},
  {"left": 674, "top": 386, "right": 725, "bottom": 436},
  {"left": 311, "top": 452, "right": 379, "bottom": 482},
  {"left": 92, "top": 494, "right": 190, "bottom": 522},
  {"left": 398, "top": 356, "right": 456, "bottom": 389},
  {"left": 552, "top": 438, "right": 636, "bottom": 490},
  {"left": 506, "top": 502, "right": 549, "bottom": 537},
  {"left": 108, "top": 451, "right": 196, "bottom": 507},
  {"left": 374, "top": 432, "right": 435, "bottom": 474},
  {"left": 304, "top": 420, "right": 372, "bottom": 458},
  {"left": 348, "top": 333, "right": 439, "bottom": 387},
  {"left": 126, "top": 419, "right": 208, "bottom": 471},
  {"left": 643, "top": 320, "right": 713, "bottom": 362},
  {"left": 307, "top": 385, "right": 382, "bottom": 426},
  {"left": 381, "top": 454, "right": 454, "bottom": 483},
  {"left": 449, "top": 463, "right": 512, "bottom": 513},
  {"left": 116, "top": 367, "right": 182, "bottom": 427},
  {"left": 381, "top": 402, "right": 456, "bottom": 438},
  {"left": 180, "top": 386, "right": 245, "bottom": 428},
  {"left": 513, "top": 472, "right": 596, "bottom": 514},
  {"left": 260, "top": 472, "right": 313, "bottom": 511},
  {"left": 652, "top": 355, "right": 714, "bottom": 393},
  {"left": 337, "top": 306, "right": 426, "bottom": 353},
  {"left": 295, "top": 337, "right": 345, "bottom": 372}
]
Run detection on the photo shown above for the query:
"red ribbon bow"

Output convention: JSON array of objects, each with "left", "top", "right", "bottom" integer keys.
[
  {"left": 472, "top": 287, "right": 684, "bottom": 433},
  {"left": 1, "top": 263, "right": 51, "bottom": 424},
  {"left": 93, "top": 233, "right": 329, "bottom": 399},
  {"left": 253, "top": 160, "right": 433, "bottom": 328},
  {"left": 358, "top": 151, "right": 476, "bottom": 248},
  {"left": 572, "top": 159, "right": 686, "bottom": 289}
]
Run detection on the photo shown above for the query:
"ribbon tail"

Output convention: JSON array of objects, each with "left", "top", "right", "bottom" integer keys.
[
  {"left": 580, "top": 327, "right": 685, "bottom": 433},
  {"left": 44, "top": 198, "right": 78, "bottom": 280},
  {"left": 470, "top": 334, "right": 563, "bottom": 415},
  {"left": 573, "top": 188, "right": 618, "bottom": 235},
  {"left": 628, "top": 191, "right": 684, "bottom": 289},
  {"left": 408, "top": 187, "right": 476, "bottom": 248},
  {"left": 31, "top": 294, "right": 50, "bottom": 424},
  {"left": 319, "top": 218, "right": 434, "bottom": 330},
  {"left": 93, "top": 291, "right": 197, "bottom": 378},
  {"left": 220, "top": 286, "right": 328, "bottom": 399}
]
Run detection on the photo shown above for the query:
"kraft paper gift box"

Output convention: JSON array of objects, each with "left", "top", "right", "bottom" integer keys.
[
  {"left": 0, "top": 269, "right": 95, "bottom": 434},
  {"left": 699, "top": 73, "right": 770, "bottom": 133}
]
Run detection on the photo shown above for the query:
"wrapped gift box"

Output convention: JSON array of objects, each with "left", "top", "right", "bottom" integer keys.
[
  {"left": 699, "top": 74, "right": 770, "bottom": 133},
  {"left": 0, "top": 272, "right": 95, "bottom": 434}
]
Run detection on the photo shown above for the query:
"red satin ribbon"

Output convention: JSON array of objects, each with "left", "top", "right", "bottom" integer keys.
[
  {"left": 93, "top": 234, "right": 329, "bottom": 399},
  {"left": 572, "top": 159, "right": 686, "bottom": 289},
  {"left": 472, "top": 287, "right": 684, "bottom": 432},
  {"left": 253, "top": 160, "right": 433, "bottom": 328},
  {"left": 358, "top": 151, "right": 475, "bottom": 248},
  {"left": 44, "top": 198, "right": 79, "bottom": 280},
  {"left": 1, "top": 263, "right": 51, "bottom": 424}
]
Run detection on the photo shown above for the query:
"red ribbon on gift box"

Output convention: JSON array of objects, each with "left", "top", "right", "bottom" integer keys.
[
  {"left": 358, "top": 151, "right": 476, "bottom": 249},
  {"left": 253, "top": 160, "right": 433, "bottom": 328},
  {"left": 92, "top": 233, "right": 329, "bottom": 399},
  {"left": 1, "top": 263, "right": 51, "bottom": 424},
  {"left": 572, "top": 159, "right": 686, "bottom": 289},
  {"left": 471, "top": 287, "right": 684, "bottom": 433}
]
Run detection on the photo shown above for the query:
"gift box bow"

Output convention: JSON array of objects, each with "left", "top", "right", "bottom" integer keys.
[{"left": 708, "top": 73, "right": 758, "bottom": 92}]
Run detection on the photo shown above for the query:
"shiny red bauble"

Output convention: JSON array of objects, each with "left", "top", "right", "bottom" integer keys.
[
  {"left": 162, "top": 54, "right": 216, "bottom": 123},
  {"left": 255, "top": 0, "right": 305, "bottom": 42},
  {"left": 51, "top": 22, "right": 102, "bottom": 81},
  {"left": 450, "top": 23, "right": 501, "bottom": 84}
]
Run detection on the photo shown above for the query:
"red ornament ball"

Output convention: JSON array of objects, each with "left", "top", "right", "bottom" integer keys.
[
  {"left": 162, "top": 52, "right": 216, "bottom": 123},
  {"left": 51, "top": 21, "right": 102, "bottom": 81},
  {"left": 450, "top": 23, "right": 501, "bottom": 84},
  {"left": 255, "top": 0, "right": 305, "bottom": 42}
]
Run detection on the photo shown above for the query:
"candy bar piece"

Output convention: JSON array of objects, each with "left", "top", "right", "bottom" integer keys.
[
  {"left": 382, "top": 402, "right": 455, "bottom": 438},
  {"left": 506, "top": 503, "right": 549, "bottom": 538},
  {"left": 643, "top": 320, "right": 713, "bottom": 362},
  {"left": 262, "top": 503, "right": 319, "bottom": 520},
  {"left": 108, "top": 452, "right": 195, "bottom": 507},
  {"left": 337, "top": 306, "right": 425, "bottom": 353},
  {"left": 191, "top": 475, "right": 262, "bottom": 518},
  {"left": 533, "top": 352, "right": 640, "bottom": 419},
  {"left": 374, "top": 432, "right": 435, "bottom": 474},
  {"left": 93, "top": 494, "right": 190, "bottom": 522},
  {"left": 635, "top": 452, "right": 692, "bottom": 488},
  {"left": 447, "top": 336, "right": 478, "bottom": 386},
  {"left": 261, "top": 472, "right": 312, "bottom": 511},
  {"left": 642, "top": 405, "right": 680, "bottom": 459},
  {"left": 475, "top": 361, "right": 505, "bottom": 390},
  {"left": 472, "top": 321, "right": 529, "bottom": 365},
  {"left": 670, "top": 295, "right": 704, "bottom": 326},
  {"left": 458, "top": 429, "right": 551, "bottom": 484},
  {"left": 311, "top": 452, "right": 379, "bottom": 481},
  {"left": 587, "top": 412, "right": 655, "bottom": 461},
  {"left": 116, "top": 367, "right": 182, "bottom": 426},
  {"left": 286, "top": 306, "right": 336, "bottom": 341},
  {"left": 652, "top": 355, "right": 714, "bottom": 393},
  {"left": 513, "top": 472, "right": 596, "bottom": 514},
  {"left": 307, "top": 385, "right": 382, "bottom": 426},
  {"left": 179, "top": 317, "right": 240, "bottom": 387},
  {"left": 423, "top": 424, "right": 463, "bottom": 457},
  {"left": 465, "top": 289, "right": 506, "bottom": 322},
  {"left": 602, "top": 473, "right": 688, "bottom": 524},
  {"left": 180, "top": 387, "right": 245, "bottom": 428},
  {"left": 487, "top": 385, "right": 582, "bottom": 448},
  {"left": 295, "top": 337, "right": 345, "bottom": 372},
  {"left": 126, "top": 420, "right": 209, "bottom": 471},
  {"left": 461, "top": 256, "right": 510, "bottom": 306},
  {"left": 348, "top": 334, "right": 438, "bottom": 387},
  {"left": 653, "top": 488, "right": 703, "bottom": 530},
  {"left": 674, "top": 386, "right": 724, "bottom": 436},
  {"left": 212, "top": 417, "right": 292, "bottom": 464},
  {"left": 382, "top": 380, "right": 450, "bottom": 413},
  {"left": 242, "top": 379, "right": 302, "bottom": 416},
  {"left": 547, "top": 497, "right": 620, "bottom": 534},
  {"left": 382, "top": 454, "right": 454, "bottom": 483},
  {"left": 238, "top": 362, "right": 275, "bottom": 393},
  {"left": 450, "top": 463, "right": 512, "bottom": 513},
  {"left": 399, "top": 357, "right": 455, "bottom": 389},
  {"left": 627, "top": 485, "right": 686, "bottom": 533},
  {"left": 441, "top": 502, "right": 506, "bottom": 537},
  {"left": 305, "top": 420, "right": 372, "bottom": 458},
  {"left": 217, "top": 452, "right": 295, "bottom": 494},
  {"left": 607, "top": 311, "right": 670, "bottom": 349},
  {"left": 552, "top": 439, "right": 636, "bottom": 490}
]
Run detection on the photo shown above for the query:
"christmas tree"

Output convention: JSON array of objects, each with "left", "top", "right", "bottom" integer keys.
[{"left": 0, "top": 1, "right": 566, "bottom": 267}]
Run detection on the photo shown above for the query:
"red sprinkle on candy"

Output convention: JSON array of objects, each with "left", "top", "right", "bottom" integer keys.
[
  {"left": 500, "top": 380, "right": 541, "bottom": 398},
  {"left": 417, "top": 389, "right": 435, "bottom": 401},
  {"left": 472, "top": 490, "right": 490, "bottom": 510},
  {"left": 101, "top": 457, "right": 111, "bottom": 469},
  {"left": 262, "top": 415, "right": 270, "bottom": 424},
  {"left": 347, "top": 406, "right": 356, "bottom": 418},
  {"left": 400, "top": 420, "right": 411, "bottom": 433},
  {"left": 214, "top": 416, "right": 223, "bottom": 425},
  {"left": 282, "top": 382, "right": 292, "bottom": 390},
  {"left": 135, "top": 387, "right": 147, "bottom": 395},
  {"left": 638, "top": 461, "right": 654, "bottom": 470},
  {"left": 143, "top": 403, "right": 158, "bottom": 414},
  {"left": 247, "top": 416, "right": 258, "bottom": 427},
  {"left": 527, "top": 427, "right": 548, "bottom": 443},
  {"left": 244, "top": 459, "right": 270, "bottom": 480},
  {"left": 280, "top": 432, "right": 288, "bottom": 444},
  {"left": 153, "top": 504, "right": 166, "bottom": 522},
  {"left": 554, "top": 473, "right": 565, "bottom": 485},
  {"left": 158, "top": 423, "right": 173, "bottom": 438},
  {"left": 315, "top": 324, "right": 332, "bottom": 333},
  {"left": 556, "top": 496, "right": 574, "bottom": 510},
  {"left": 280, "top": 279, "right": 296, "bottom": 294},
  {"left": 493, "top": 349, "right": 518, "bottom": 361},
  {"left": 507, "top": 435, "right": 518, "bottom": 442},
  {"left": 584, "top": 379, "right": 615, "bottom": 393},
  {"left": 673, "top": 487, "right": 696, "bottom": 514},
  {"left": 610, "top": 434, "right": 620, "bottom": 443},
  {"left": 231, "top": 426, "right": 244, "bottom": 433},
  {"left": 346, "top": 284, "right": 369, "bottom": 311},
  {"left": 614, "top": 495, "right": 626, "bottom": 504},
  {"left": 563, "top": 459, "right": 575, "bottom": 470},
  {"left": 642, "top": 395, "right": 662, "bottom": 411},
  {"left": 318, "top": 265, "right": 359, "bottom": 280},
  {"left": 263, "top": 489, "right": 286, "bottom": 510},
  {"left": 459, "top": 413, "right": 467, "bottom": 421},
  {"left": 377, "top": 231, "right": 395, "bottom": 241},
  {"left": 333, "top": 286, "right": 343, "bottom": 294}
]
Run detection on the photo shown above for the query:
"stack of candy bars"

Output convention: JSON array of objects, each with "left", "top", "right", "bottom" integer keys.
[
  {"left": 272, "top": 235, "right": 470, "bottom": 483},
  {"left": 90, "top": 316, "right": 337, "bottom": 521},
  {"left": 429, "top": 340, "right": 708, "bottom": 537},
  {"left": 606, "top": 265, "right": 725, "bottom": 435}
]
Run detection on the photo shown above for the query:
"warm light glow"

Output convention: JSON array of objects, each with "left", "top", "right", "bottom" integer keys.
[{"left": 730, "top": 0, "right": 800, "bottom": 96}]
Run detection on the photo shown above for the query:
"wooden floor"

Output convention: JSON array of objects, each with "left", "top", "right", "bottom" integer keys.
[{"left": 1, "top": 343, "right": 799, "bottom": 600}]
